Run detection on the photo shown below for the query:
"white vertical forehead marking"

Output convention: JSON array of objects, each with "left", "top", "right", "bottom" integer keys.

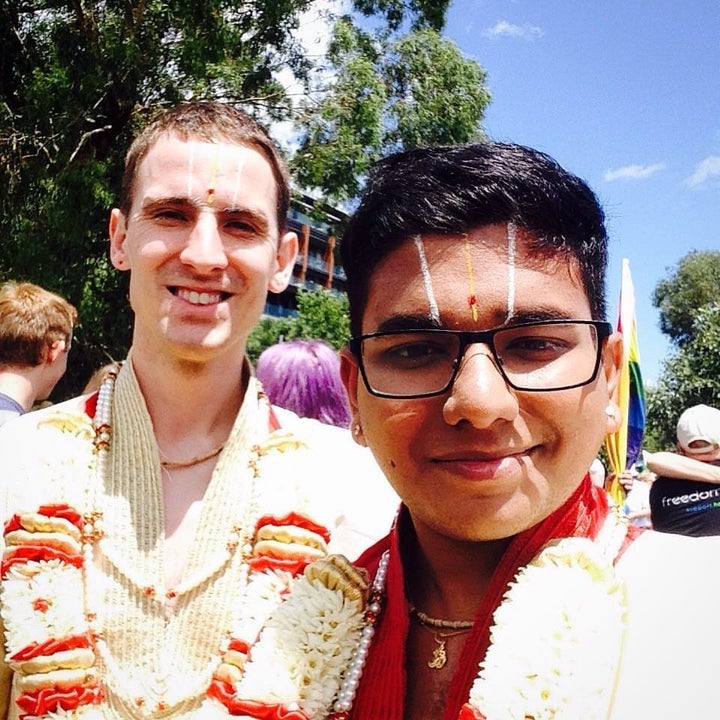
[
  {"left": 230, "top": 150, "right": 246, "bottom": 206},
  {"left": 506, "top": 221, "right": 517, "bottom": 320},
  {"left": 413, "top": 234, "right": 440, "bottom": 323},
  {"left": 186, "top": 141, "right": 195, "bottom": 198}
]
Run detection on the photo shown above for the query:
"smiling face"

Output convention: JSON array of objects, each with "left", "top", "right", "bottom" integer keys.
[
  {"left": 109, "top": 134, "right": 297, "bottom": 365},
  {"left": 341, "top": 224, "right": 621, "bottom": 543}
]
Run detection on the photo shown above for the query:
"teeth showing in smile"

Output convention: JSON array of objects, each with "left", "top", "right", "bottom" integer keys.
[{"left": 175, "top": 289, "right": 224, "bottom": 305}]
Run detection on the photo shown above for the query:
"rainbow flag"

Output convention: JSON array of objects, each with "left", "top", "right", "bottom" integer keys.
[{"left": 605, "top": 259, "right": 646, "bottom": 505}]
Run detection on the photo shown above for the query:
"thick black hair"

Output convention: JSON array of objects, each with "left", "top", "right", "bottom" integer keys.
[{"left": 340, "top": 142, "right": 608, "bottom": 334}]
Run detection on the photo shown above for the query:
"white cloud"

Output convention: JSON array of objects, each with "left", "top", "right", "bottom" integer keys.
[
  {"left": 483, "top": 20, "right": 543, "bottom": 40},
  {"left": 603, "top": 163, "right": 665, "bottom": 182},
  {"left": 686, "top": 155, "right": 720, "bottom": 187}
]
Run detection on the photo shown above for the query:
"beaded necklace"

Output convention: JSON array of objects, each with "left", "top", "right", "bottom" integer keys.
[{"left": 408, "top": 604, "right": 474, "bottom": 669}]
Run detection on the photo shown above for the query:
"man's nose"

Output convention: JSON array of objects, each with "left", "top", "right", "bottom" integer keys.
[
  {"left": 179, "top": 213, "right": 228, "bottom": 272},
  {"left": 442, "top": 344, "right": 519, "bottom": 427}
]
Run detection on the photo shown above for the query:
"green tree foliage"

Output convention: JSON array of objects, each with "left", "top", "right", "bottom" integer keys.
[
  {"left": 2, "top": 0, "right": 323, "bottom": 394},
  {"left": 291, "top": 18, "right": 489, "bottom": 202},
  {"left": 1, "top": 0, "right": 486, "bottom": 397},
  {"left": 352, "top": 0, "right": 450, "bottom": 31},
  {"left": 645, "top": 303, "right": 720, "bottom": 450},
  {"left": 291, "top": 288, "right": 351, "bottom": 349},
  {"left": 246, "top": 289, "right": 351, "bottom": 363},
  {"left": 652, "top": 250, "right": 720, "bottom": 347}
]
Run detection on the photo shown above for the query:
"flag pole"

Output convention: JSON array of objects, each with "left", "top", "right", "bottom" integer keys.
[{"left": 605, "top": 259, "right": 646, "bottom": 505}]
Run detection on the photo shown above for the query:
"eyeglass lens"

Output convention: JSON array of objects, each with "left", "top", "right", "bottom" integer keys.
[{"left": 360, "top": 322, "right": 602, "bottom": 397}]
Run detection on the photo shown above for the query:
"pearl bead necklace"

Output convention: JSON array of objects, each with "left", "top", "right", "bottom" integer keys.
[{"left": 328, "top": 549, "right": 390, "bottom": 718}]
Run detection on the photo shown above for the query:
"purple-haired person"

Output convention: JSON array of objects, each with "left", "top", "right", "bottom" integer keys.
[{"left": 255, "top": 338, "right": 352, "bottom": 429}]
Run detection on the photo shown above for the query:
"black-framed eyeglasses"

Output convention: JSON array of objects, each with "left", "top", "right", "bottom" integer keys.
[{"left": 348, "top": 319, "right": 613, "bottom": 399}]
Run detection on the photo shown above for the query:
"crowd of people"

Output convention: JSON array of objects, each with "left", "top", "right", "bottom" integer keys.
[{"left": 1, "top": 100, "right": 719, "bottom": 719}]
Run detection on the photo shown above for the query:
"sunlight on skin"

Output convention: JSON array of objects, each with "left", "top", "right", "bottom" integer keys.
[{"left": 413, "top": 222, "right": 518, "bottom": 326}]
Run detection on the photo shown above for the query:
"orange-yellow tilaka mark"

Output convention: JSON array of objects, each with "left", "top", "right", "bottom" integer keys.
[
  {"left": 207, "top": 143, "right": 219, "bottom": 205},
  {"left": 464, "top": 233, "right": 478, "bottom": 323}
]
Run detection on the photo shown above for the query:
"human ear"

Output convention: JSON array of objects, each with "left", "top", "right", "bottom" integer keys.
[
  {"left": 45, "top": 339, "right": 66, "bottom": 366},
  {"left": 340, "top": 348, "right": 365, "bottom": 446},
  {"left": 109, "top": 209, "right": 129, "bottom": 271},
  {"left": 602, "top": 331, "right": 623, "bottom": 434},
  {"left": 268, "top": 231, "right": 298, "bottom": 293}
]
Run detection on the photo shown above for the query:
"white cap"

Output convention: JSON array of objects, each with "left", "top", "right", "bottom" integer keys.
[{"left": 676, "top": 404, "right": 720, "bottom": 453}]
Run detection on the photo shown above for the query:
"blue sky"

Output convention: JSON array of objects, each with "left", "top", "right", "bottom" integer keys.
[{"left": 443, "top": 0, "right": 720, "bottom": 384}]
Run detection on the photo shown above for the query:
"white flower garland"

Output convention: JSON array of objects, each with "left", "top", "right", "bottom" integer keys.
[
  {"left": 462, "top": 512, "right": 628, "bottom": 720},
  {"left": 2, "top": 389, "right": 629, "bottom": 720}
]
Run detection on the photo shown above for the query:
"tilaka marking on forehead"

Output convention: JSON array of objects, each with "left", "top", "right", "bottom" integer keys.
[
  {"left": 186, "top": 142, "right": 195, "bottom": 198},
  {"left": 506, "top": 221, "right": 517, "bottom": 320},
  {"left": 464, "top": 233, "right": 479, "bottom": 323},
  {"left": 230, "top": 151, "right": 246, "bottom": 207},
  {"left": 413, "top": 235, "right": 440, "bottom": 323},
  {"left": 206, "top": 142, "right": 219, "bottom": 205}
]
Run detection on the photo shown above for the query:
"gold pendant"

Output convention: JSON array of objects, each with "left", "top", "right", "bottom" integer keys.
[{"left": 427, "top": 634, "right": 448, "bottom": 669}]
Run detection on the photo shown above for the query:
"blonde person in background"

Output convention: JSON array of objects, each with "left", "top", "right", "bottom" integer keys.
[
  {"left": 623, "top": 467, "right": 655, "bottom": 529},
  {"left": 0, "top": 281, "right": 77, "bottom": 426}
]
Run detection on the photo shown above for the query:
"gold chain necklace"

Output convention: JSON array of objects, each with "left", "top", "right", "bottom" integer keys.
[
  {"left": 158, "top": 441, "right": 226, "bottom": 469},
  {"left": 409, "top": 604, "right": 473, "bottom": 669}
]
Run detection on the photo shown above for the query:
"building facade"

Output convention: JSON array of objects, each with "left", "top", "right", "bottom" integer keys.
[{"left": 264, "top": 193, "right": 348, "bottom": 318}]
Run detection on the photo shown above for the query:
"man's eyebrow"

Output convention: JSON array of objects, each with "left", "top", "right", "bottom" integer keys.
[
  {"left": 218, "top": 205, "right": 267, "bottom": 220},
  {"left": 140, "top": 196, "right": 191, "bottom": 211},
  {"left": 139, "top": 198, "right": 269, "bottom": 225},
  {"left": 503, "top": 309, "right": 579, "bottom": 325},
  {"left": 374, "top": 314, "right": 444, "bottom": 333}
]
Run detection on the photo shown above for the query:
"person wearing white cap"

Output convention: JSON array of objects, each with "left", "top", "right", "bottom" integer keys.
[{"left": 648, "top": 404, "right": 720, "bottom": 535}]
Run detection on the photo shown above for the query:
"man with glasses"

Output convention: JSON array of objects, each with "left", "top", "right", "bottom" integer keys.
[{"left": 218, "top": 142, "right": 720, "bottom": 719}]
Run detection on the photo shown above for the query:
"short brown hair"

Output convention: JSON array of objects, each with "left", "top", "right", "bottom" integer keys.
[
  {"left": 0, "top": 282, "right": 78, "bottom": 366},
  {"left": 120, "top": 102, "right": 291, "bottom": 232}
]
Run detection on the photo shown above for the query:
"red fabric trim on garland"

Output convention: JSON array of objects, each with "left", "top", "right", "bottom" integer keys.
[
  {"left": 246, "top": 556, "right": 309, "bottom": 576},
  {"left": 16, "top": 683, "right": 103, "bottom": 717},
  {"left": 207, "top": 680, "right": 310, "bottom": 718},
  {"left": 4, "top": 505, "right": 83, "bottom": 535},
  {"left": 84, "top": 391, "right": 98, "bottom": 420},
  {"left": 1, "top": 546, "right": 83, "bottom": 577},
  {"left": 10, "top": 634, "right": 92, "bottom": 662}
]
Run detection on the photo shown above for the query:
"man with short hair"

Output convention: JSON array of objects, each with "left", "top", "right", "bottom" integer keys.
[
  {"left": 0, "top": 281, "right": 77, "bottom": 426},
  {"left": 218, "top": 142, "right": 720, "bottom": 719},
  {"left": 0, "top": 102, "right": 392, "bottom": 719},
  {"left": 649, "top": 404, "right": 720, "bottom": 535}
]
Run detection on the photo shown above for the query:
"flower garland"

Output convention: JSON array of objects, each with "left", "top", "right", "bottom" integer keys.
[
  {"left": 204, "top": 510, "right": 628, "bottom": 719},
  {"left": 460, "top": 510, "right": 628, "bottom": 720},
  {"left": 201, "top": 553, "right": 388, "bottom": 720},
  {"left": 1, "top": 371, "right": 336, "bottom": 720}
]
